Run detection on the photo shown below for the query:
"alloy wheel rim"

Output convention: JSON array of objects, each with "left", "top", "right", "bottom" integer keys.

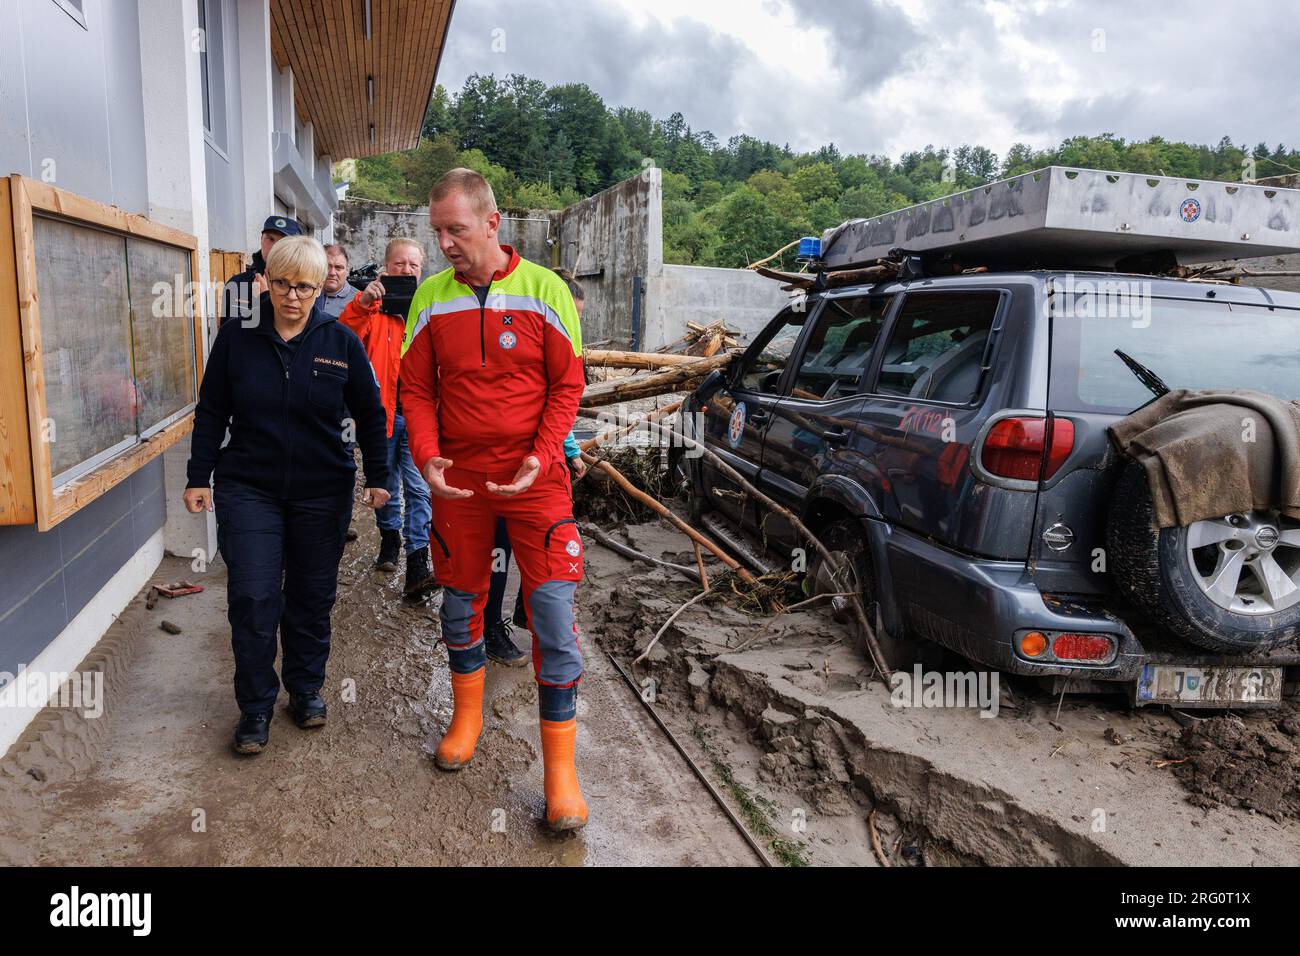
[{"left": 1185, "top": 511, "right": 1300, "bottom": 614}]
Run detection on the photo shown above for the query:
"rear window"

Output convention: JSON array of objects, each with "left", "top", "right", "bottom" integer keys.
[{"left": 1051, "top": 296, "right": 1300, "bottom": 414}]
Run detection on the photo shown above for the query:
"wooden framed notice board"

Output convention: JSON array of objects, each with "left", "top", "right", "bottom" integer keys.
[{"left": 0, "top": 175, "right": 205, "bottom": 531}]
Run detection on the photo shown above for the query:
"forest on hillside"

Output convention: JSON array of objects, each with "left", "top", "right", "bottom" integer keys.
[{"left": 346, "top": 73, "right": 1300, "bottom": 270}]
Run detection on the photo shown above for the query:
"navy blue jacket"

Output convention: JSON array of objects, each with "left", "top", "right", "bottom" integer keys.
[{"left": 187, "top": 296, "right": 390, "bottom": 499}]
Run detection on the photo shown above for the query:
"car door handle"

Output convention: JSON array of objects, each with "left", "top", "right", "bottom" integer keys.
[
  {"left": 823, "top": 426, "right": 849, "bottom": 444},
  {"left": 748, "top": 409, "right": 771, "bottom": 424}
]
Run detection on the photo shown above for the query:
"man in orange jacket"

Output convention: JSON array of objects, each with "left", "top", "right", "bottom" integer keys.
[
  {"left": 338, "top": 238, "right": 435, "bottom": 601},
  {"left": 401, "top": 168, "right": 588, "bottom": 831}
]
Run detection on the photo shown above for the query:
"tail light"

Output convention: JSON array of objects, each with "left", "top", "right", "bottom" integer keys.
[
  {"left": 980, "top": 416, "right": 1074, "bottom": 482},
  {"left": 1015, "top": 630, "right": 1116, "bottom": 663},
  {"left": 1019, "top": 631, "right": 1048, "bottom": 657},
  {"left": 1051, "top": 633, "right": 1114, "bottom": 662}
]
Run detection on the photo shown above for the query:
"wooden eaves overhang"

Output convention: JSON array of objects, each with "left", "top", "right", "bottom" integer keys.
[{"left": 269, "top": 0, "right": 456, "bottom": 160}]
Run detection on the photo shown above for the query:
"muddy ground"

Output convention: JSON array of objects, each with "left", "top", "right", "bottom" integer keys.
[
  {"left": 2, "top": 451, "right": 1299, "bottom": 866},
  {"left": 0, "top": 518, "right": 755, "bottom": 866},
  {"left": 578, "top": 508, "right": 1300, "bottom": 865}
]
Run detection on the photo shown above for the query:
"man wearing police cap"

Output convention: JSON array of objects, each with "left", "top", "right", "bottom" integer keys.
[{"left": 220, "top": 215, "right": 304, "bottom": 327}]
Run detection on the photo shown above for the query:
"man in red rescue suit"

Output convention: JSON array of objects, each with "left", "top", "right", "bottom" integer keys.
[{"left": 399, "top": 168, "right": 588, "bottom": 831}]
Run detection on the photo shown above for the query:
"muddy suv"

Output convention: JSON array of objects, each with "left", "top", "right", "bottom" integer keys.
[{"left": 674, "top": 270, "right": 1300, "bottom": 707}]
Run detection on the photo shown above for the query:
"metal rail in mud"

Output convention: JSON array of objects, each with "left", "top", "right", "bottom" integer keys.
[{"left": 605, "top": 648, "right": 774, "bottom": 867}]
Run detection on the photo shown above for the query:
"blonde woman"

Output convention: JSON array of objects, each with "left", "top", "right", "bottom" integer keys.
[{"left": 184, "top": 236, "right": 391, "bottom": 753}]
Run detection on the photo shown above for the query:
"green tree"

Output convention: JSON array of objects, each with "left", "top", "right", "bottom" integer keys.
[
  {"left": 545, "top": 83, "right": 609, "bottom": 193},
  {"left": 421, "top": 84, "right": 455, "bottom": 140},
  {"left": 808, "top": 197, "right": 840, "bottom": 232},
  {"left": 711, "top": 185, "right": 788, "bottom": 268},
  {"left": 790, "top": 162, "right": 841, "bottom": 202},
  {"left": 762, "top": 182, "right": 811, "bottom": 239},
  {"left": 836, "top": 178, "right": 890, "bottom": 220},
  {"left": 747, "top": 169, "right": 787, "bottom": 195},
  {"left": 664, "top": 211, "right": 719, "bottom": 265}
]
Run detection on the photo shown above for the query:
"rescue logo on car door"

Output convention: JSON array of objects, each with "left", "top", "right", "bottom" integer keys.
[{"left": 728, "top": 402, "right": 746, "bottom": 448}]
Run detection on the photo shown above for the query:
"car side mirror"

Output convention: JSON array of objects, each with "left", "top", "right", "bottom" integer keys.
[{"left": 694, "top": 368, "right": 727, "bottom": 403}]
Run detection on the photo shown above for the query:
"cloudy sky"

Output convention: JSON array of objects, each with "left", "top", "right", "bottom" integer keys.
[{"left": 437, "top": 0, "right": 1300, "bottom": 162}]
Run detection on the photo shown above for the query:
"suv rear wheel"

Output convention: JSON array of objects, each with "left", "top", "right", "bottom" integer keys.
[
  {"left": 808, "top": 519, "right": 935, "bottom": 669},
  {"left": 1107, "top": 460, "right": 1300, "bottom": 652}
]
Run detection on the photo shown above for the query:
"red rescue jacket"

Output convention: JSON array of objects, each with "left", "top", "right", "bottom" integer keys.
[{"left": 399, "top": 246, "right": 584, "bottom": 475}]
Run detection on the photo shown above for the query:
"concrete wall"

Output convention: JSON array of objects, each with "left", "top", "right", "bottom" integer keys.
[
  {"left": 652, "top": 264, "right": 790, "bottom": 348},
  {"left": 332, "top": 199, "right": 556, "bottom": 281},
  {"left": 553, "top": 169, "right": 661, "bottom": 346}
]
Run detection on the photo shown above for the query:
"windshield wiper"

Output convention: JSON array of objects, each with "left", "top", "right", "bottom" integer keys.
[{"left": 1114, "top": 349, "right": 1171, "bottom": 399}]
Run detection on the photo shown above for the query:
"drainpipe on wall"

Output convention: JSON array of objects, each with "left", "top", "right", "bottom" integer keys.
[{"left": 630, "top": 275, "right": 643, "bottom": 351}]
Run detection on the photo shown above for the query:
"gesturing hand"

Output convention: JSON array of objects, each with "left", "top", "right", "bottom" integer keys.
[
  {"left": 423, "top": 456, "right": 473, "bottom": 499},
  {"left": 486, "top": 455, "right": 541, "bottom": 497}
]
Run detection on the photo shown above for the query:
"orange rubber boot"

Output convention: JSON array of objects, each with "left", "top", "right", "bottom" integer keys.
[
  {"left": 435, "top": 668, "right": 485, "bottom": 770},
  {"left": 539, "top": 717, "right": 587, "bottom": 830}
]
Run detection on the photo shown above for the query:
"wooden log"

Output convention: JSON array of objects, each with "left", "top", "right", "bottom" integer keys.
[
  {"left": 584, "top": 375, "right": 710, "bottom": 407},
  {"left": 583, "top": 456, "right": 758, "bottom": 586},
  {"left": 632, "top": 417, "right": 892, "bottom": 679},
  {"left": 693, "top": 543, "right": 709, "bottom": 591},
  {"left": 581, "top": 521, "right": 699, "bottom": 582},
  {"left": 754, "top": 265, "right": 815, "bottom": 288},
  {"left": 688, "top": 331, "right": 723, "bottom": 358},
  {"left": 577, "top": 401, "right": 682, "bottom": 453},
  {"left": 579, "top": 351, "right": 737, "bottom": 408},
  {"left": 584, "top": 349, "right": 713, "bottom": 370}
]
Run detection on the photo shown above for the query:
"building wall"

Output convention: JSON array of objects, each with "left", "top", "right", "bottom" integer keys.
[
  {"left": 0, "top": 0, "right": 165, "bottom": 697},
  {"left": 654, "top": 264, "right": 790, "bottom": 347},
  {"left": 0, "top": 460, "right": 165, "bottom": 676},
  {"left": 0, "top": 0, "right": 149, "bottom": 212},
  {"left": 554, "top": 169, "right": 661, "bottom": 347}
]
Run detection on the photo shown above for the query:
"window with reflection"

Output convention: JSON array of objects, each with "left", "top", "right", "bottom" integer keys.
[{"left": 32, "top": 215, "right": 196, "bottom": 484}]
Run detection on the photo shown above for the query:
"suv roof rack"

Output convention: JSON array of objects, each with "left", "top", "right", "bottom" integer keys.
[{"left": 818, "top": 166, "right": 1300, "bottom": 273}]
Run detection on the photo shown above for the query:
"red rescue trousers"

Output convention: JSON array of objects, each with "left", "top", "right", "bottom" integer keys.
[{"left": 429, "top": 461, "right": 583, "bottom": 687}]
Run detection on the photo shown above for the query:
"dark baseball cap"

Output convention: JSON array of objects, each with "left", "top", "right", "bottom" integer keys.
[{"left": 261, "top": 215, "right": 302, "bottom": 237}]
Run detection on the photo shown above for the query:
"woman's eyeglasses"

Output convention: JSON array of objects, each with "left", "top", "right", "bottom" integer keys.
[{"left": 269, "top": 278, "right": 321, "bottom": 298}]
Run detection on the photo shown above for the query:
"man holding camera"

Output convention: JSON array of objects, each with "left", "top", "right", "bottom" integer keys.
[{"left": 338, "top": 237, "right": 434, "bottom": 601}]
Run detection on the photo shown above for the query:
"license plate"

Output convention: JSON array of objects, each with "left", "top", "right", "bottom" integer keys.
[{"left": 1136, "top": 664, "right": 1283, "bottom": 706}]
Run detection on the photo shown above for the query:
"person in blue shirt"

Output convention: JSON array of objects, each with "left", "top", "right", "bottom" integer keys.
[{"left": 483, "top": 269, "right": 587, "bottom": 665}]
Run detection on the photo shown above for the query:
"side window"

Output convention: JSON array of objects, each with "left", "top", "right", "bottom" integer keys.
[
  {"left": 874, "top": 292, "right": 1001, "bottom": 405},
  {"left": 738, "top": 305, "right": 809, "bottom": 394},
  {"left": 788, "top": 295, "right": 892, "bottom": 401}
]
